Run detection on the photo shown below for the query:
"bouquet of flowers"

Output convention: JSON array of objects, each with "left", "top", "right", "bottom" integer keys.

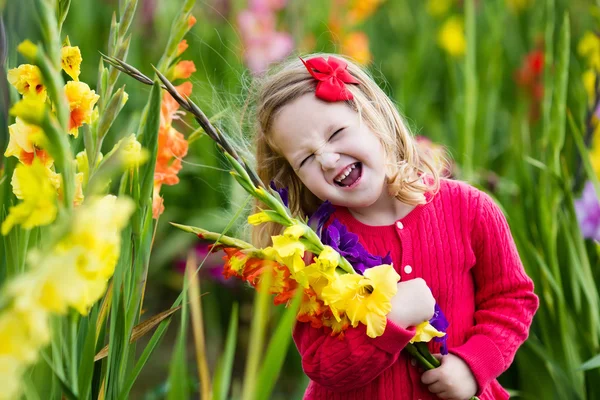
[{"left": 103, "top": 54, "right": 454, "bottom": 378}]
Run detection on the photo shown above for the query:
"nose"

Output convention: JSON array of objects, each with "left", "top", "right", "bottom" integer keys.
[{"left": 315, "top": 151, "right": 340, "bottom": 170}]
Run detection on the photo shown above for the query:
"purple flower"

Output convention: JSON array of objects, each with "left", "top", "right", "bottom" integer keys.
[
  {"left": 308, "top": 200, "right": 335, "bottom": 237},
  {"left": 574, "top": 181, "right": 600, "bottom": 241},
  {"left": 321, "top": 219, "right": 392, "bottom": 274},
  {"left": 430, "top": 303, "right": 450, "bottom": 355},
  {"left": 269, "top": 181, "right": 289, "bottom": 207}
]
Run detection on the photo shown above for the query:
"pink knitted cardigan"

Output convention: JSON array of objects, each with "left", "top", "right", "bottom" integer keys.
[{"left": 293, "top": 179, "right": 539, "bottom": 400}]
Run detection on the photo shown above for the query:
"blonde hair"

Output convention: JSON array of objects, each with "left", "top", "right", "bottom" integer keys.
[{"left": 249, "top": 54, "right": 442, "bottom": 247}]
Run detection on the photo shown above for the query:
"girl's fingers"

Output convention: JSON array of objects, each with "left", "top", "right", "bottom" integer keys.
[
  {"left": 421, "top": 369, "right": 439, "bottom": 385},
  {"left": 426, "top": 381, "right": 445, "bottom": 394}
]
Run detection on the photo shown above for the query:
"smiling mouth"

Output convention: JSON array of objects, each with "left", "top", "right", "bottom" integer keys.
[{"left": 334, "top": 162, "right": 362, "bottom": 187}]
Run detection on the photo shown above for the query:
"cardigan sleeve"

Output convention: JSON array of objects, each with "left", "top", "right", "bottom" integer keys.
[
  {"left": 448, "top": 191, "right": 539, "bottom": 396},
  {"left": 293, "top": 318, "right": 415, "bottom": 392}
]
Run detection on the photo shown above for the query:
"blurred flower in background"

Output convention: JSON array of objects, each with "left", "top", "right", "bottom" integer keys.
[
  {"left": 575, "top": 181, "right": 600, "bottom": 242},
  {"left": 170, "top": 242, "right": 229, "bottom": 288},
  {"left": 514, "top": 45, "right": 544, "bottom": 122},
  {"left": 437, "top": 16, "right": 466, "bottom": 57},
  {"left": 340, "top": 32, "right": 371, "bottom": 65},
  {"left": 238, "top": 0, "right": 294, "bottom": 75},
  {"left": 327, "top": 0, "right": 385, "bottom": 65}
]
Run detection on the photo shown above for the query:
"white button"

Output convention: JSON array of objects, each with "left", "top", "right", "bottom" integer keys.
[
  {"left": 410, "top": 359, "right": 417, "bottom": 366},
  {"left": 396, "top": 221, "right": 403, "bottom": 229},
  {"left": 404, "top": 265, "right": 412, "bottom": 274}
]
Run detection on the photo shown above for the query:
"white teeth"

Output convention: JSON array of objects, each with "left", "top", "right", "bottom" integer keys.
[{"left": 334, "top": 164, "right": 356, "bottom": 182}]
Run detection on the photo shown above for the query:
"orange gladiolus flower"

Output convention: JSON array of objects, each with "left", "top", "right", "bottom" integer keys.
[
  {"left": 188, "top": 15, "right": 197, "bottom": 28},
  {"left": 172, "top": 60, "right": 196, "bottom": 80},
  {"left": 177, "top": 40, "right": 189, "bottom": 56},
  {"left": 152, "top": 182, "right": 165, "bottom": 219},
  {"left": 341, "top": 32, "right": 372, "bottom": 65}
]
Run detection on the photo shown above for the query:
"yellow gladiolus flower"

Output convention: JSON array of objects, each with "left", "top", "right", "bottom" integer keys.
[
  {"left": 5, "top": 118, "right": 52, "bottom": 167},
  {"left": 322, "top": 264, "right": 399, "bottom": 338},
  {"left": 297, "top": 245, "right": 340, "bottom": 289},
  {"left": 283, "top": 224, "right": 307, "bottom": 240},
  {"left": 61, "top": 45, "right": 83, "bottom": 81},
  {"left": 578, "top": 31, "right": 600, "bottom": 71},
  {"left": 438, "top": 16, "right": 466, "bottom": 58},
  {"left": 410, "top": 321, "right": 446, "bottom": 343},
  {"left": 113, "top": 134, "right": 149, "bottom": 169},
  {"left": 7, "top": 64, "right": 46, "bottom": 101},
  {"left": 248, "top": 211, "right": 272, "bottom": 225},
  {"left": 0, "top": 358, "right": 25, "bottom": 400},
  {"left": 271, "top": 235, "right": 305, "bottom": 258},
  {"left": 16, "top": 39, "right": 38, "bottom": 59},
  {"left": 65, "top": 81, "right": 100, "bottom": 137},
  {"left": 583, "top": 70, "right": 596, "bottom": 108},
  {"left": 56, "top": 195, "right": 134, "bottom": 280},
  {"left": 321, "top": 272, "right": 361, "bottom": 322},
  {"left": 1, "top": 159, "right": 58, "bottom": 235},
  {"left": 346, "top": 265, "right": 399, "bottom": 338},
  {"left": 9, "top": 96, "right": 47, "bottom": 127}
]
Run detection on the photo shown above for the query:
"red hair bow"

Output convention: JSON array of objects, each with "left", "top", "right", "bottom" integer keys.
[{"left": 300, "top": 56, "right": 359, "bottom": 102}]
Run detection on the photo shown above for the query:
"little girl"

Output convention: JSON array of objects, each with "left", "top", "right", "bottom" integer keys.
[{"left": 251, "top": 54, "right": 539, "bottom": 400}]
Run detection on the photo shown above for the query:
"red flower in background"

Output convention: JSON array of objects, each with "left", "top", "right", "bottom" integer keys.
[{"left": 515, "top": 47, "right": 545, "bottom": 121}]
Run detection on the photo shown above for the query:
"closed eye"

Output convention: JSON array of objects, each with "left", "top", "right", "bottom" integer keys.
[
  {"left": 299, "top": 154, "right": 314, "bottom": 168},
  {"left": 329, "top": 128, "right": 344, "bottom": 140}
]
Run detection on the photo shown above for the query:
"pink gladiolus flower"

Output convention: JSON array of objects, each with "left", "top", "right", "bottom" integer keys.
[
  {"left": 249, "top": 0, "right": 287, "bottom": 12},
  {"left": 238, "top": 10, "right": 293, "bottom": 75}
]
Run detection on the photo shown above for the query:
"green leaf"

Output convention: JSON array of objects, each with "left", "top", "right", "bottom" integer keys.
[
  {"left": 137, "top": 81, "right": 162, "bottom": 210},
  {"left": 255, "top": 291, "right": 303, "bottom": 400},
  {"left": 167, "top": 273, "right": 190, "bottom": 400},
  {"left": 77, "top": 312, "right": 98, "bottom": 400},
  {"left": 212, "top": 303, "right": 239, "bottom": 400},
  {"left": 580, "top": 354, "right": 600, "bottom": 371}
]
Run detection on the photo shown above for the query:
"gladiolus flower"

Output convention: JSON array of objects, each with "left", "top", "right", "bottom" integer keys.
[
  {"left": 10, "top": 96, "right": 47, "bottom": 127},
  {"left": 410, "top": 320, "right": 446, "bottom": 343},
  {"left": 248, "top": 211, "right": 273, "bottom": 225},
  {"left": 347, "top": 0, "right": 384, "bottom": 25},
  {"left": 437, "top": 16, "right": 466, "bottom": 57},
  {"left": 187, "top": 15, "right": 197, "bottom": 28},
  {"left": 113, "top": 134, "right": 149, "bottom": 169},
  {"left": 171, "top": 60, "right": 196, "bottom": 80},
  {"left": 575, "top": 181, "right": 600, "bottom": 242},
  {"left": 7, "top": 64, "right": 46, "bottom": 101},
  {"left": 583, "top": 70, "right": 596, "bottom": 108},
  {"left": 5, "top": 118, "right": 52, "bottom": 167},
  {"left": 321, "top": 264, "right": 398, "bottom": 338},
  {"left": 2, "top": 159, "right": 58, "bottom": 235},
  {"left": 65, "top": 81, "right": 100, "bottom": 137},
  {"left": 152, "top": 182, "right": 165, "bottom": 219},
  {"left": 578, "top": 31, "right": 600, "bottom": 71},
  {"left": 16, "top": 39, "right": 38, "bottom": 59},
  {"left": 283, "top": 224, "right": 307, "bottom": 240},
  {"left": 177, "top": 40, "right": 189, "bottom": 56},
  {"left": 61, "top": 46, "right": 82, "bottom": 81},
  {"left": 341, "top": 32, "right": 371, "bottom": 65}
]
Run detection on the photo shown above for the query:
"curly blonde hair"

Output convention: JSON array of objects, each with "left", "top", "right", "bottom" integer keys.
[{"left": 249, "top": 54, "right": 442, "bottom": 247}]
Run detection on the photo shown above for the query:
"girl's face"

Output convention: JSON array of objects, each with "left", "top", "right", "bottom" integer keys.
[{"left": 271, "top": 93, "right": 390, "bottom": 212}]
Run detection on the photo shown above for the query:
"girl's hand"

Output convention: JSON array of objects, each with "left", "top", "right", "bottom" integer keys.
[
  {"left": 421, "top": 353, "right": 478, "bottom": 400},
  {"left": 387, "top": 278, "right": 435, "bottom": 328}
]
